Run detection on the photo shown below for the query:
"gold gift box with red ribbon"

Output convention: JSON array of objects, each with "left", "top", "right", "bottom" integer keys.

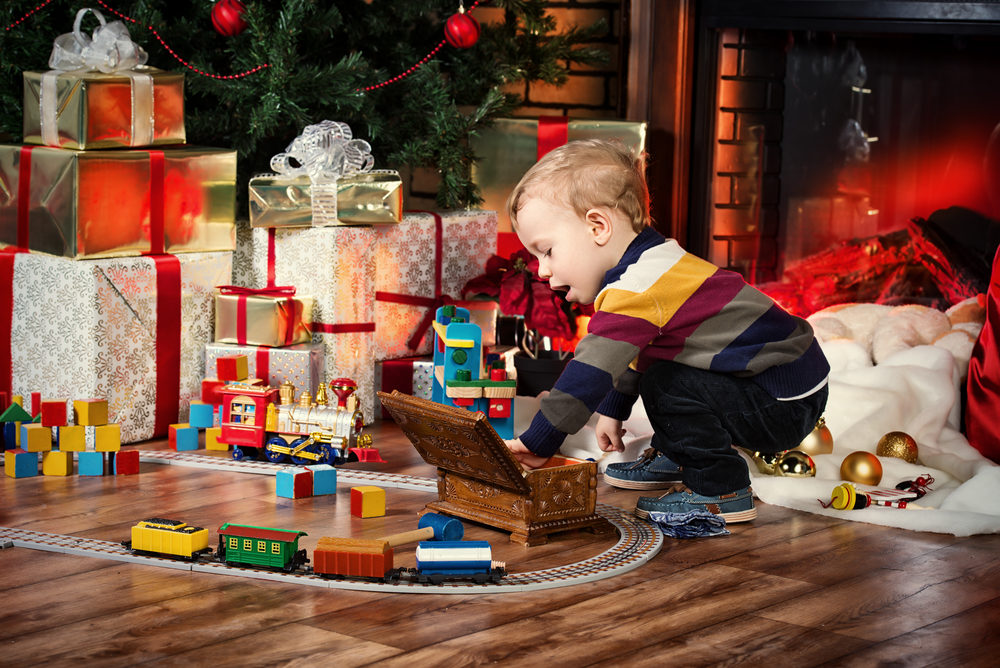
[
  {"left": 0, "top": 144, "right": 236, "bottom": 259},
  {"left": 23, "top": 67, "right": 186, "bottom": 150},
  {"left": 214, "top": 286, "right": 314, "bottom": 348}
]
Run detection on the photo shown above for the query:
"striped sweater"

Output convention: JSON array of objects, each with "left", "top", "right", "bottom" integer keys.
[{"left": 519, "top": 226, "right": 830, "bottom": 457}]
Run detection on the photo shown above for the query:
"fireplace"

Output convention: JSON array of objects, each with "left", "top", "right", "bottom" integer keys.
[{"left": 637, "top": 1, "right": 1000, "bottom": 311}]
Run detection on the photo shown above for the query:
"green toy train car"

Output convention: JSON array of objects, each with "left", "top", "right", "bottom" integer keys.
[{"left": 216, "top": 523, "right": 309, "bottom": 572}]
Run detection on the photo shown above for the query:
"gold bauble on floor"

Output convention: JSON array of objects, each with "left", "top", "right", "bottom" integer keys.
[
  {"left": 840, "top": 451, "right": 883, "bottom": 486},
  {"left": 876, "top": 431, "right": 919, "bottom": 464},
  {"left": 795, "top": 416, "right": 834, "bottom": 456},
  {"left": 775, "top": 450, "right": 817, "bottom": 477}
]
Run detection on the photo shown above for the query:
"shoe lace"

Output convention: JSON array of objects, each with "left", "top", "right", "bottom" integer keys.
[
  {"left": 627, "top": 448, "right": 660, "bottom": 471},
  {"left": 655, "top": 483, "right": 692, "bottom": 499}
]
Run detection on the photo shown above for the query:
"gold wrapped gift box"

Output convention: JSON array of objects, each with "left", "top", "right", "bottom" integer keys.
[
  {"left": 248, "top": 170, "right": 403, "bottom": 228},
  {"left": 0, "top": 144, "right": 236, "bottom": 259},
  {"left": 470, "top": 118, "right": 647, "bottom": 234},
  {"left": 23, "top": 67, "right": 186, "bottom": 150},
  {"left": 214, "top": 292, "right": 314, "bottom": 348}
]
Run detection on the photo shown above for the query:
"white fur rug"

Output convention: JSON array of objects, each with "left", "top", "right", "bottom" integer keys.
[{"left": 533, "top": 342, "right": 1000, "bottom": 537}]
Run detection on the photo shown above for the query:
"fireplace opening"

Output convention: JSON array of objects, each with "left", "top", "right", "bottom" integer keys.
[{"left": 681, "top": 3, "right": 1000, "bottom": 314}]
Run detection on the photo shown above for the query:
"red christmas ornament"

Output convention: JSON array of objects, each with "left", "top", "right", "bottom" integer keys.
[
  {"left": 444, "top": 7, "right": 480, "bottom": 49},
  {"left": 211, "top": 0, "right": 248, "bottom": 37}
]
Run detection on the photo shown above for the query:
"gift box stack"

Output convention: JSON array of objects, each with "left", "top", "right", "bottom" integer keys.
[
  {"left": 1, "top": 9, "right": 236, "bottom": 443},
  {"left": 230, "top": 121, "right": 498, "bottom": 422}
]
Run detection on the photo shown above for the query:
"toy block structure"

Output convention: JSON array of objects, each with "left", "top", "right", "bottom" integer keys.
[
  {"left": 351, "top": 485, "right": 386, "bottom": 518},
  {"left": 57, "top": 425, "right": 86, "bottom": 452},
  {"left": 4, "top": 449, "right": 38, "bottom": 478},
  {"left": 204, "top": 426, "right": 227, "bottom": 451},
  {"left": 431, "top": 305, "right": 516, "bottom": 438},
  {"left": 216, "top": 354, "right": 249, "bottom": 382},
  {"left": 42, "top": 450, "right": 74, "bottom": 476},
  {"left": 306, "top": 464, "right": 337, "bottom": 495},
  {"left": 276, "top": 466, "right": 314, "bottom": 499},
  {"left": 188, "top": 401, "right": 216, "bottom": 429},
  {"left": 72, "top": 399, "right": 108, "bottom": 426},
  {"left": 168, "top": 423, "right": 199, "bottom": 451},
  {"left": 77, "top": 451, "right": 106, "bottom": 476},
  {"left": 379, "top": 390, "right": 608, "bottom": 546},
  {"left": 20, "top": 423, "right": 53, "bottom": 452},
  {"left": 112, "top": 450, "right": 140, "bottom": 475},
  {"left": 86, "top": 423, "right": 121, "bottom": 452},
  {"left": 40, "top": 400, "right": 68, "bottom": 428}
]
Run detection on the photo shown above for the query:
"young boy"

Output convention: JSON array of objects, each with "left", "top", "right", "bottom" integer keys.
[{"left": 503, "top": 139, "right": 829, "bottom": 523}]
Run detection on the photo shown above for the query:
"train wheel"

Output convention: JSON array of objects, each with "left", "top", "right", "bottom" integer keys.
[
  {"left": 264, "top": 438, "right": 288, "bottom": 463},
  {"left": 316, "top": 443, "right": 336, "bottom": 465},
  {"left": 289, "top": 437, "right": 314, "bottom": 465},
  {"left": 231, "top": 447, "right": 245, "bottom": 461}
]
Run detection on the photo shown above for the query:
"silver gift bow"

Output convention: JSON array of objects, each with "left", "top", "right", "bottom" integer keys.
[
  {"left": 41, "top": 8, "right": 154, "bottom": 147},
  {"left": 269, "top": 121, "right": 375, "bottom": 184}
]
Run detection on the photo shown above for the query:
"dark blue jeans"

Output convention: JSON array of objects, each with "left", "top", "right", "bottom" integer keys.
[{"left": 639, "top": 360, "right": 828, "bottom": 496}]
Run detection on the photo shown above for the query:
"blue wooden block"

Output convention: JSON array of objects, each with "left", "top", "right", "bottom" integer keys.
[
  {"left": 172, "top": 425, "right": 199, "bottom": 451},
  {"left": 306, "top": 464, "right": 337, "bottom": 495},
  {"left": 78, "top": 451, "right": 106, "bottom": 476},
  {"left": 4, "top": 449, "right": 38, "bottom": 478},
  {"left": 2, "top": 421, "right": 19, "bottom": 450},
  {"left": 188, "top": 402, "right": 216, "bottom": 429},
  {"left": 276, "top": 467, "right": 313, "bottom": 499}
]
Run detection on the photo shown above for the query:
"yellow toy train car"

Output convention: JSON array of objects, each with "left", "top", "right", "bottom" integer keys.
[{"left": 123, "top": 518, "right": 212, "bottom": 561}]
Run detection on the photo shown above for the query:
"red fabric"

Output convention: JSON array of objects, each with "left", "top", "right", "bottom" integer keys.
[
  {"left": 256, "top": 348, "right": 269, "bottom": 385},
  {"left": 967, "top": 245, "right": 1000, "bottom": 461},
  {"left": 17, "top": 147, "right": 32, "bottom": 247},
  {"left": 151, "top": 254, "right": 182, "bottom": 437},
  {"left": 537, "top": 115, "right": 569, "bottom": 160},
  {"left": 147, "top": 151, "right": 165, "bottom": 254}
]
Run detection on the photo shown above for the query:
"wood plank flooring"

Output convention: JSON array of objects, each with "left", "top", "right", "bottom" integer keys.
[{"left": 3, "top": 420, "right": 999, "bottom": 667}]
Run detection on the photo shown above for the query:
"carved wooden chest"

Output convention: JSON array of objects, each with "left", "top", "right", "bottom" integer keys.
[{"left": 378, "top": 390, "right": 609, "bottom": 545}]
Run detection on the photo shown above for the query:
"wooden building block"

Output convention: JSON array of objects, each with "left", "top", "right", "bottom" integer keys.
[
  {"left": 351, "top": 486, "right": 386, "bottom": 518},
  {"left": 204, "top": 426, "right": 227, "bottom": 451},
  {"left": 168, "top": 423, "right": 199, "bottom": 451},
  {"left": 201, "top": 378, "right": 226, "bottom": 405},
  {"left": 72, "top": 399, "right": 108, "bottom": 426},
  {"left": 188, "top": 401, "right": 216, "bottom": 429},
  {"left": 306, "top": 464, "right": 337, "bottom": 495},
  {"left": 276, "top": 467, "right": 313, "bottom": 499},
  {"left": 29, "top": 391, "right": 41, "bottom": 417},
  {"left": 20, "top": 423, "right": 52, "bottom": 452},
  {"left": 42, "top": 450, "right": 74, "bottom": 476},
  {"left": 2, "top": 421, "right": 20, "bottom": 450},
  {"left": 77, "top": 451, "right": 106, "bottom": 476},
  {"left": 86, "top": 424, "right": 121, "bottom": 452},
  {"left": 216, "top": 355, "right": 249, "bottom": 382},
  {"left": 4, "top": 449, "right": 38, "bottom": 478},
  {"left": 113, "top": 450, "right": 140, "bottom": 475},
  {"left": 57, "top": 425, "right": 86, "bottom": 452},
  {"left": 40, "top": 400, "right": 68, "bottom": 428}
]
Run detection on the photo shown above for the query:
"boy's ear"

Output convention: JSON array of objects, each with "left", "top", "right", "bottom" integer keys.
[{"left": 586, "top": 207, "right": 615, "bottom": 246}]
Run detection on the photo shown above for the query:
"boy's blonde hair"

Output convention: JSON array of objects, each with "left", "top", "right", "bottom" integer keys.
[{"left": 506, "top": 138, "right": 651, "bottom": 233}]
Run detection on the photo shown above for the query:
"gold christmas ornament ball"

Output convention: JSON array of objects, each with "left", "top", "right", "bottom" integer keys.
[
  {"left": 795, "top": 416, "right": 834, "bottom": 456},
  {"left": 875, "top": 431, "right": 919, "bottom": 464},
  {"left": 840, "top": 451, "right": 883, "bottom": 486},
  {"left": 775, "top": 450, "right": 817, "bottom": 477}
]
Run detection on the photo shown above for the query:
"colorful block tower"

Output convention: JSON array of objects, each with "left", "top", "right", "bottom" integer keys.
[{"left": 431, "top": 305, "right": 516, "bottom": 438}]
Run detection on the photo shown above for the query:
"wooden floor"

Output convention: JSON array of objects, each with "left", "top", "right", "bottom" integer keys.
[{"left": 3, "top": 420, "right": 1000, "bottom": 667}]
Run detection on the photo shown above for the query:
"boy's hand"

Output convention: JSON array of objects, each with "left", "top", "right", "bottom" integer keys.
[
  {"left": 596, "top": 415, "right": 626, "bottom": 452},
  {"left": 504, "top": 438, "right": 550, "bottom": 470}
]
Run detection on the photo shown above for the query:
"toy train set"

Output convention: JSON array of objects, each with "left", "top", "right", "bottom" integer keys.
[
  {"left": 216, "top": 378, "right": 384, "bottom": 467},
  {"left": 122, "top": 515, "right": 506, "bottom": 585}
]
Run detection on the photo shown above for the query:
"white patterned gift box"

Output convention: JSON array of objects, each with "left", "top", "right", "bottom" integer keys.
[
  {"left": 372, "top": 210, "right": 497, "bottom": 360},
  {"left": 232, "top": 222, "right": 378, "bottom": 423},
  {"left": 205, "top": 341, "right": 323, "bottom": 397},
  {"left": 8, "top": 251, "right": 232, "bottom": 443}
]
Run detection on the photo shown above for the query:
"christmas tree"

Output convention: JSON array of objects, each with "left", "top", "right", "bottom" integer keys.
[{"left": 0, "top": 0, "right": 609, "bottom": 211}]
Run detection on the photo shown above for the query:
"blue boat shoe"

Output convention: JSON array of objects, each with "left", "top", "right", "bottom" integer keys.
[
  {"left": 635, "top": 484, "right": 757, "bottom": 524},
  {"left": 603, "top": 448, "right": 683, "bottom": 490}
]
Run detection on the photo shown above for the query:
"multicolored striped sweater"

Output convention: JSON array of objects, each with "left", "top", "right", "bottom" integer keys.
[{"left": 519, "top": 226, "right": 830, "bottom": 457}]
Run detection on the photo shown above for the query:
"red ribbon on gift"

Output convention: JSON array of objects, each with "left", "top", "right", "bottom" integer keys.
[
  {"left": 375, "top": 210, "right": 455, "bottom": 350},
  {"left": 216, "top": 284, "right": 302, "bottom": 346},
  {"left": 1, "top": 148, "right": 33, "bottom": 397}
]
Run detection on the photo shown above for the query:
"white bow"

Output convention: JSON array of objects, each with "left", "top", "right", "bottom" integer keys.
[
  {"left": 48, "top": 7, "right": 148, "bottom": 73},
  {"left": 270, "top": 121, "right": 375, "bottom": 184}
]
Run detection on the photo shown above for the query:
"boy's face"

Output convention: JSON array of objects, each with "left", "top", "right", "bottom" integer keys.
[{"left": 515, "top": 196, "right": 610, "bottom": 305}]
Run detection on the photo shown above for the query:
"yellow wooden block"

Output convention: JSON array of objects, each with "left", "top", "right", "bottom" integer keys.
[
  {"left": 204, "top": 426, "right": 228, "bottom": 450},
  {"left": 42, "top": 450, "right": 74, "bottom": 476},
  {"left": 350, "top": 485, "right": 386, "bottom": 518},
  {"left": 73, "top": 399, "right": 108, "bottom": 426},
  {"left": 20, "top": 423, "right": 53, "bottom": 452},
  {"left": 57, "top": 425, "right": 86, "bottom": 451},
  {"left": 92, "top": 423, "right": 121, "bottom": 452},
  {"left": 11, "top": 395, "right": 23, "bottom": 407}
]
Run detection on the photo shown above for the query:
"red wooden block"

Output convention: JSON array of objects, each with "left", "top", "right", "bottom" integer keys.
[
  {"left": 216, "top": 355, "right": 249, "bottom": 382},
  {"left": 113, "top": 450, "right": 140, "bottom": 475},
  {"left": 201, "top": 378, "right": 227, "bottom": 405},
  {"left": 40, "top": 400, "right": 68, "bottom": 428},
  {"left": 30, "top": 391, "right": 41, "bottom": 417}
]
